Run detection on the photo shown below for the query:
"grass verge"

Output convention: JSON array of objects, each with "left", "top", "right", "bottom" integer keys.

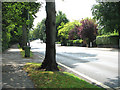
[
  {"left": 18, "top": 44, "right": 33, "bottom": 58},
  {"left": 23, "top": 63, "right": 105, "bottom": 89}
]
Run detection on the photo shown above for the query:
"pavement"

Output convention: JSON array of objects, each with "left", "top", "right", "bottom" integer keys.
[{"left": 2, "top": 44, "right": 43, "bottom": 89}]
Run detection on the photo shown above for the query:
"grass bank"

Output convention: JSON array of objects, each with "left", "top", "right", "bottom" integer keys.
[{"left": 23, "top": 63, "right": 104, "bottom": 89}]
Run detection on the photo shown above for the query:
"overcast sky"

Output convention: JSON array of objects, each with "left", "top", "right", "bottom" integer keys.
[{"left": 33, "top": 0, "right": 97, "bottom": 28}]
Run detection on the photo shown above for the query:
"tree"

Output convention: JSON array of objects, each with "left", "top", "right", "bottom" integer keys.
[
  {"left": 39, "top": 1, "right": 59, "bottom": 71},
  {"left": 68, "top": 25, "right": 80, "bottom": 40},
  {"left": 33, "top": 11, "right": 69, "bottom": 42},
  {"left": 77, "top": 18, "right": 98, "bottom": 45},
  {"left": 56, "top": 11, "right": 69, "bottom": 41},
  {"left": 56, "top": 11, "right": 69, "bottom": 29},
  {"left": 33, "top": 18, "right": 46, "bottom": 42},
  {"left": 2, "top": 2, "right": 41, "bottom": 51},
  {"left": 92, "top": 2, "right": 120, "bottom": 36},
  {"left": 58, "top": 20, "right": 81, "bottom": 42},
  {"left": 38, "top": 19, "right": 46, "bottom": 42}
]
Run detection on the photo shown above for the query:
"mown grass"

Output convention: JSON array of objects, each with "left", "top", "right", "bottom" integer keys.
[
  {"left": 18, "top": 44, "right": 33, "bottom": 58},
  {"left": 23, "top": 63, "right": 105, "bottom": 89}
]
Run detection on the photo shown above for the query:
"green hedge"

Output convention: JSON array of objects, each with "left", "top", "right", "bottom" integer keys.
[
  {"left": 61, "top": 39, "right": 83, "bottom": 46},
  {"left": 96, "top": 35, "right": 119, "bottom": 46}
]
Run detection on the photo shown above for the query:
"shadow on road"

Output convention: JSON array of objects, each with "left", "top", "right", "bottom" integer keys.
[
  {"left": 57, "top": 52, "right": 98, "bottom": 68},
  {"left": 104, "top": 76, "right": 120, "bottom": 88}
]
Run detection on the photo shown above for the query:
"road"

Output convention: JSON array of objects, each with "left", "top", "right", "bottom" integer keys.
[{"left": 30, "top": 39, "right": 119, "bottom": 88}]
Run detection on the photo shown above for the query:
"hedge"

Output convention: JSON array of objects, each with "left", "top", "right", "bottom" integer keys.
[
  {"left": 61, "top": 39, "right": 83, "bottom": 46},
  {"left": 96, "top": 35, "right": 119, "bottom": 47}
]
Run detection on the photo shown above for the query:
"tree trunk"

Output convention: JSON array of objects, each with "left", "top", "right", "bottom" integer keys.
[
  {"left": 21, "top": 24, "right": 27, "bottom": 49},
  {"left": 40, "top": 1, "right": 59, "bottom": 71},
  {"left": 21, "top": 8, "right": 28, "bottom": 49}
]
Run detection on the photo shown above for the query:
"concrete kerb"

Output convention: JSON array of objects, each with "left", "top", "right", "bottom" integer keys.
[{"left": 58, "top": 62, "right": 115, "bottom": 90}]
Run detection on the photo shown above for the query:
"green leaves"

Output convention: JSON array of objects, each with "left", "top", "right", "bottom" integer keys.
[
  {"left": 2, "top": 2, "right": 41, "bottom": 51},
  {"left": 26, "top": 20, "right": 31, "bottom": 25},
  {"left": 92, "top": 2, "right": 120, "bottom": 34},
  {"left": 58, "top": 21, "right": 81, "bottom": 41},
  {"left": 6, "top": 24, "right": 15, "bottom": 32}
]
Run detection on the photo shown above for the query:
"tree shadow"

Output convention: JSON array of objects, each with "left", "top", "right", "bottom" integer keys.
[
  {"left": 2, "top": 65, "right": 34, "bottom": 88},
  {"left": 2, "top": 47, "right": 43, "bottom": 65},
  {"left": 2, "top": 44, "right": 43, "bottom": 88},
  {"left": 56, "top": 52, "right": 98, "bottom": 68},
  {"left": 104, "top": 76, "right": 120, "bottom": 88}
]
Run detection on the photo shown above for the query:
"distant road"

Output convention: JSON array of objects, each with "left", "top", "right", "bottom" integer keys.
[{"left": 30, "top": 39, "right": 119, "bottom": 88}]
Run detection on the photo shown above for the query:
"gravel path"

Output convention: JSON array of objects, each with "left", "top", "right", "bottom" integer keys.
[{"left": 2, "top": 44, "right": 43, "bottom": 89}]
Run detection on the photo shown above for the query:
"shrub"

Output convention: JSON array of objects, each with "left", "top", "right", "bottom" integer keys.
[
  {"left": 67, "top": 40, "right": 73, "bottom": 46},
  {"left": 73, "top": 39, "right": 83, "bottom": 44},
  {"left": 56, "top": 42, "right": 61, "bottom": 44},
  {"left": 96, "top": 35, "right": 119, "bottom": 46},
  {"left": 67, "top": 39, "right": 83, "bottom": 46}
]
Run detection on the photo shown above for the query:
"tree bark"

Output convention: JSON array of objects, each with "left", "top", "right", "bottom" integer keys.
[
  {"left": 21, "top": 8, "right": 28, "bottom": 49},
  {"left": 40, "top": 1, "right": 59, "bottom": 71},
  {"left": 21, "top": 24, "right": 27, "bottom": 49}
]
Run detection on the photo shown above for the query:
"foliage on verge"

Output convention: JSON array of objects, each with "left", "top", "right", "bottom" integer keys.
[{"left": 23, "top": 63, "right": 104, "bottom": 89}]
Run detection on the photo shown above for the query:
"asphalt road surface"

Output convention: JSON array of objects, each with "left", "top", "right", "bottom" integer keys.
[{"left": 30, "top": 39, "right": 119, "bottom": 88}]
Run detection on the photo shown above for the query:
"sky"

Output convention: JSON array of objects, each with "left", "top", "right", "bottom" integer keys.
[{"left": 33, "top": 0, "right": 97, "bottom": 28}]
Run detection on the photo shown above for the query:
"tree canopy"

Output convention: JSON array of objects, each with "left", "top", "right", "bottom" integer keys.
[
  {"left": 58, "top": 20, "right": 81, "bottom": 42},
  {"left": 56, "top": 11, "right": 69, "bottom": 30},
  {"left": 32, "top": 11, "right": 69, "bottom": 42},
  {"left": 92, "top": 2, "right": 120, "bottom": 35},
  {"left": 77, "top": 18, "right": 98, "bottom": 43},
  {"left": 2, "top": 2, "right": 41, "bottom": 51},
  {"left": 56, "top": 11, "right": 69, "bottom": 41},
  {"left": 32, "top": 18, "right": 46, "bottom": 42}
]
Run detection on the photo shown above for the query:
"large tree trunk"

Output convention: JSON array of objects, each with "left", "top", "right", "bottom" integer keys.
[{"left": 40, "top": 1, "right": 59, "bottom": 71}]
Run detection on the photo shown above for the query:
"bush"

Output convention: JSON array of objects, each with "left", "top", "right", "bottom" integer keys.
[
  {"left": 73, "top": 39, "right": 83, "bottom": 46},
  {"left": 67, "top": 40, "right": 73, "bottom": 46},
  {"left": 96, "top": 35, "right": 119, "bottom": 47},
  {"left": 56, "top": 42, "right": 61, "bottom": 44},
  {"left": 66, "top": 39, "right": 83, "bottom": 46},
  {"left": 61, "top": 39, "right": 68, "bottom": 46}
]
